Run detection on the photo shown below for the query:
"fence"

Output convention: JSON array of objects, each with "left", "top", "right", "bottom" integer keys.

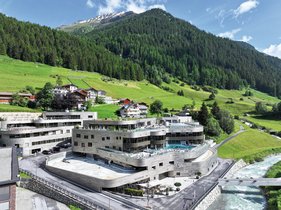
[{"left": 19, "top": 169, "right": 108, "bottom": 210}]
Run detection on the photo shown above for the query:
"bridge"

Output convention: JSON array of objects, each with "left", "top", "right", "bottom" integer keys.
[{"left": 218, "top": 177, "right": 281, "bottom": 187}]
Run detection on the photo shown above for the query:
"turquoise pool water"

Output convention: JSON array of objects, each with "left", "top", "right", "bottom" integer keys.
[{"left": 165, "top": 144, "right": 194, "bottom": 150}]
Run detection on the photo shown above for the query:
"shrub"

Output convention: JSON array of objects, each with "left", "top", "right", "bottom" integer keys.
[
  {"left": 124, "top": 188, "right": 144, "bottom": 196},
  {"left": 174, "top": 182, "right": 182, "bottom": 187}
]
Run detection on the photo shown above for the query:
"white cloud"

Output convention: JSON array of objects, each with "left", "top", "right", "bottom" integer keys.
[
  {"left": 97, "top": 0, "right": 166, "bottom": 15},
  {"left": 86, "top": 0, "right": 95, "bottom": 8},
  {"left": 98, "top": 0, "right": 122, "bottom": 15},
  {"left": 240, "top": 35, "right": 253, "bottom": 42},
  {"left": 234, "top": 0, "right": 259, "bottom": 17},
  {"left": 218, "top": 28, "right": 241, "bottom": 39},
  {"left": 148, "top": 4, "right": 166, "bottom": 11},
  {"left": 263, "top": 43, "right": 281, "bottom": 59}
]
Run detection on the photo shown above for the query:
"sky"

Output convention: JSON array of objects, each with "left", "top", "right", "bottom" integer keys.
[{"left": 0, "top": 0, "right": 281, "bottom": 58}]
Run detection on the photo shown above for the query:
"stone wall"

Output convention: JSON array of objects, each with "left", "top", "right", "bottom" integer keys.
[
  {"left": 19, "top": 177, "right": 108, "bottom": 210},
  {"left": 222, "top": 159, "right": 247, "bottom": 178},
  {"left": 192, "top": 159, "right": 247, "bottom": 210},
  {"left": 194, "top": 184, "right": 221, "bottom": 210}
]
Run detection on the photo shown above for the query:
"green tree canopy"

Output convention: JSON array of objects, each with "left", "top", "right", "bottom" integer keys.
[{"left": 150, "top": 100, "right": 163, "bottom": 116}]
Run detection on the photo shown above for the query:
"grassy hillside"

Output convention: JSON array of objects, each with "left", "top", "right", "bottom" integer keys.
[
  {"left": 0, "top": 55, "right": 280, "bottom": 121},
  {"left": 218, "top": 128, "right": 281, "bottom": 162}
]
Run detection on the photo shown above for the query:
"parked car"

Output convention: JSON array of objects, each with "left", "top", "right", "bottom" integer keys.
[
  {"left": 42, "top": 150, "right": 51, "bottom": 155},
  {"left": 53, "top": 146, "right": 61, "bottom": 152}
]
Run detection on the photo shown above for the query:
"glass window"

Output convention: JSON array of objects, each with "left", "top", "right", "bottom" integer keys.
[
  {"left": 84, "top": 135, "right": 88, "bottom": 139},
  {"left": 88, "top": 142, "right": 92, "bottom": 147},
  {"left": 74, "top": 142, "right": 78, "bottom": 146},
  {"left": 81, "top": 143, "right": 85, "bottom": 147},
  {"left": 0, "top": 186, "right": 9, "bottom": 202},
  {"left": 0, "top": 202, "right": 9, "bottom": 210},
  {"left": 76, "top": 134, "right": 81, "bottom": 138}
]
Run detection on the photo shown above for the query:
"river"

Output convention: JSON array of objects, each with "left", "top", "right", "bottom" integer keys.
[{"left": 208, "top": 154, "right": 281, "bottom": 210}]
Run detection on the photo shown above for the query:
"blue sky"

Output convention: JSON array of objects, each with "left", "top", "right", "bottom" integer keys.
[{"left": 1, "top": 0, "right": 281, "bottom": 58}]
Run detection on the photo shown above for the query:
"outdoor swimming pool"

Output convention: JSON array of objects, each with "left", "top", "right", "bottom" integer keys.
[{"left": 165, "top": 144, "right": 194, "bottom": 150}]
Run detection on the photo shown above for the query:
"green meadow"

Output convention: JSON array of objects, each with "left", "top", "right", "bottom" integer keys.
[{"left": 0, "top": 55, "right": 280, "bottom": 131}]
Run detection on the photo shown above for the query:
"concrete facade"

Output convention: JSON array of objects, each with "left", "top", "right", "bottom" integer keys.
[
  {"left": 0, "top": 147, "right": 19, "bottom": 210},
  {"left": 0, "top": 112, "right": 97, "bottom": 156},
  {"left": 46, "top": 116, "right": 217, "bottom": 192}
]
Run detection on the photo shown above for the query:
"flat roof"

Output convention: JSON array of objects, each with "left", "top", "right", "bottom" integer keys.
[{"left": 48, "top": 156, "right": 136, "bottom": 180}]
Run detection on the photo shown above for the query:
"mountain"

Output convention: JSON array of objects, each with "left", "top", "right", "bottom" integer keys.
[
  {"left": 81, "top": 9, "right": 281, "bottom": 98},
  {"left": 58, "top": 11, "right": 135, "bottom": 35},
  {"left": 0, "top": 9, "right": 281, "bottom": 98},
  {"left": 0, "top": 13, "right": 144, "bottom": 81}
]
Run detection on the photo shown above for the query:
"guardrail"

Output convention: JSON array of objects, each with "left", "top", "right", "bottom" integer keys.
[
  {"left": 19, "top": 169, "right": 108, "bottom": 210},
  {"left": 188, "top": 161, "right": 236, "bottom": 210}
]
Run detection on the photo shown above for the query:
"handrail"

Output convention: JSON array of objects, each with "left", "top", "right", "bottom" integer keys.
[{"left": 19, "top": 169, "right": 108, "bottom": 210}]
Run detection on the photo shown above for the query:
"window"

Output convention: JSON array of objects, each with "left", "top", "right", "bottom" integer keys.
[
  {"left": 84, "top": 135, "right": 88, "bottom": 139},
  {"left": 88, "top": 115, "right": 93, "bottom": 118},
  {"left": 169, "top": 161, "right": 174, "bottom": 165},
  {"left": 66, "top": 130, "right": 70, "bottom": 133},
  {"left": 152, "top": 166, "right": 156, "bottom": 169},
  {"left": 116, "top": 137, "right": 118, "bottom": 140},
  {"left": 91, "top": 135, "right": 94, "bottom": 139},
  {"left": 106, "top": 137, "right": 110, "bottom": 140},
  {"left": 113, "top": 146, "right": 116, "bottom": 149},
  {"left": 88, "top": 142, "right": 92, "bottom": 147},
  {"left": 159, "top": 162, "right": 163, "bottom": 167},
  {"left": 0, "top": 186, "right": 10, "bottom": 201},
  {"left": 102, "top": 137, "right": 105, "bottom": 141},
  {"left": 76, "top": 134, "right": 81, "bottom": 138},
  {"left": 60, "top": 130, "right": 63, "bottom": 134},
  {"left": 81, "top": 143, "right": 85, "bottom": 147},
  {"left": 0, "top": 202, "right": 9, "bottom": 210},
  {"left": 74, "top": 142, "right": 78, "bottom": 146},
  {"left": 176, "top": 172, "right": 180, "bottom": 176}
]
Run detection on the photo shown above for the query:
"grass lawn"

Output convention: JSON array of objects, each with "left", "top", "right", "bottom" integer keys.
[
  {"left": 0, "top": 104, "right": 40, "bottom": 112},
  {"left": 19, "top": 172, "right": 31, "bottom": 179},
  {"left": 245, "top": 115, "right": 281, "bottom": 131},
  {"left": 218, "top": 129, "right": 281, "bottom": 162},
  {"left": 89, "top": 104, "right": 120, "bottom": 119}
]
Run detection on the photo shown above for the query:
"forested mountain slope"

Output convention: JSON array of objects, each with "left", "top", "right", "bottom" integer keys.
[
  {"left": 0, "top": 13, "right": 144, "bottom": 81},
  {"left": 84, "top": 9, "right": 281, "bottom": 98}
]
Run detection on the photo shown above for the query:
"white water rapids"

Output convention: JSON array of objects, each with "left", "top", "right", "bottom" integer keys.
[{"left": 208, "top": 154, "right": 281, "bottom": 210}]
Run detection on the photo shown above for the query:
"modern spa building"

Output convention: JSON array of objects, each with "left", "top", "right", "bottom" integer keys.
[
  {"left": 0, "top": 112, "right": 97, "bottom": 156},
  {"left": 46, "top": 116, "right": 217, "bottom": 192}
]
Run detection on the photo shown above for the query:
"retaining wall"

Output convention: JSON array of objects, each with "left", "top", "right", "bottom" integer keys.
[
  {"left": 192, "top": 159, "right": 247, "bottom": 210},
  {"left": 19, "top": 170, "right": 108, "bottom": 210}
]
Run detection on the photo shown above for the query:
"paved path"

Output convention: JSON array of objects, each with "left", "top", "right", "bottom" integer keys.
[
  {"left": 116, "top": 158, "right": 234, "bottom": 210},
  {"left": 219, "top": 177, "right": 281, "bottom": 187},
  {"left": 16, "top": 187, "right": 69, "bottom": 210},
  {"left": 214, "top": 125, "right": 245, "bottom": 149}
]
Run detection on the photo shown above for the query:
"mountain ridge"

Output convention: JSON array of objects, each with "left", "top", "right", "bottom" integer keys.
[{"left": 57, "top": 11, "right": 135, "bottom": 34}]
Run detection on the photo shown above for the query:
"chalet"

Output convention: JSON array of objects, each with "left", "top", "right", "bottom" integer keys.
[
  {"left": 119, "top": 103, "right": 141, "bottom": 118},
  {"left": 0, "top": 92, "right": 35, "bottom": 104},
  {"left": 119, "top": 98, "right": 131, "bottom": 106},
  {"left": 61, "top": 84, "right": 78, "bottom": 93},
  {"left": 119, "top": 103, "right": 148, "bottom": 118}
]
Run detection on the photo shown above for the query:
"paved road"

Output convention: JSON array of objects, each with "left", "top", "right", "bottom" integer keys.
[
  {"left": 115, "top": 158, "right": 233, "bottom": 210},
  {"left": 20, "top": 155, "right": 137, "bottom": 210},
  {"left": 214, "top": 125, "right": 245, "bottom": 149}
]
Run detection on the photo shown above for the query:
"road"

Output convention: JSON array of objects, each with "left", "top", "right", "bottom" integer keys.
[
  {"left": 118, "top": 158, "right": 233, "bottom": 210},
  {"left": 214, "top": 125, "right": 245, "bottom": 149}
]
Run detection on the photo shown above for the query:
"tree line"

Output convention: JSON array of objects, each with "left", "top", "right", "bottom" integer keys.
[{"left": 85, "top": 9, "right": 281, "bottom": 97}]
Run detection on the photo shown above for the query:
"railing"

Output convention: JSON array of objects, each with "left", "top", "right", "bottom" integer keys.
[
  {"left": 188, "top": 161, "right": 235, "bottom": 210},
  {"left": 19, "top": 169, "right": 108, "bottom": 210}
]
